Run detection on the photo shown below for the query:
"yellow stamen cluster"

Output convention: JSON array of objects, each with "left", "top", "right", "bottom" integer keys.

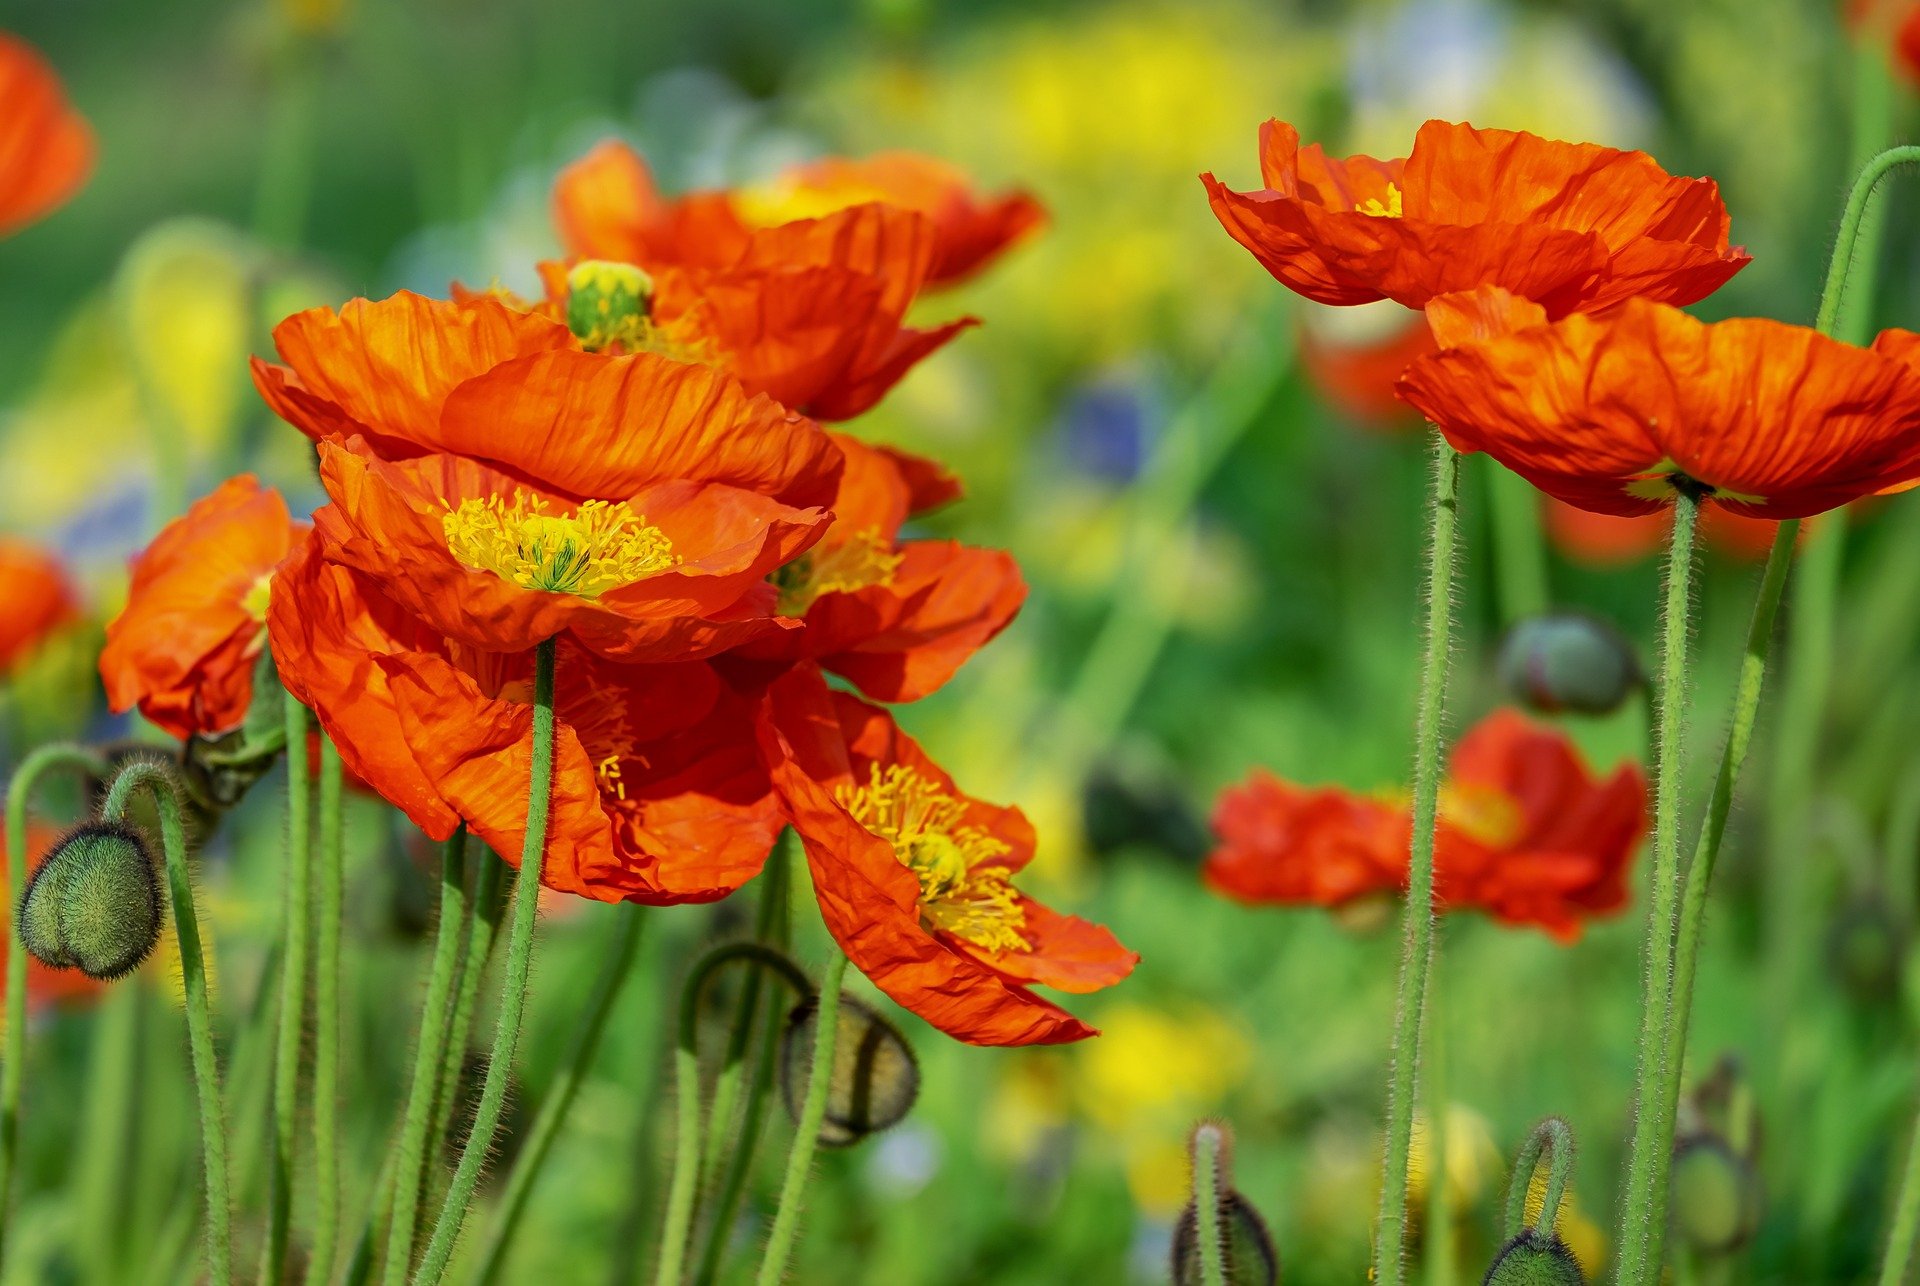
[
  {"left": 242, "top": 571, "right": 274, "bottom": 623},
  {"left": 1439, "top": 783, "right": 1524, "bottom": 849},
  {"left": 444, "top": 493, "right": 678, "bottom": 599},
  {"left": 1357, "top": 184, "right": 1404, "bottom": 219},
  {"left": 774, "top": 529, "right": 903, "bottom": 615},
  {"left": 836, "top": 764, "right": 1031, "bottom": 955}
]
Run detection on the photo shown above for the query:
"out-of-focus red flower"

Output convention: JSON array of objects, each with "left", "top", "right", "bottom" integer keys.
[
  {"left": 1205, "top": 708, "right": 1647, "bottom": 941},
  {"left": 1544, "top": 498, "right": 1804, "bottom": 568},
  {"left": 1846, "top": 0, "right": 1920, "bottom": 82},
  {"left": 1398, "top": 295, "right": 1920, "bottom": 518},
  {"left": 0, "top": 33, "right": 93, "bottom": 237},
  {"left": 0, "top": 538, "right": 76, "bottom": 680},
  {"left": 760, "top": 665, "right": 1136, "bottom": 1045},
  {"left": 100, "top": 476, "right": 305, "bottom": 740},
  {"left": 1204, "top": 120, "right": 1748, "bottom": 329},
  {"left": 3, "top": 823, "right": 104, "bottom": 1009},
  {"left": 1299, "top": 311, "right": 1439, "bottom": 427}
]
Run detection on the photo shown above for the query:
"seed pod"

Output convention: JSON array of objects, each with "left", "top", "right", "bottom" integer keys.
[
  {"left": 18, "top": 823, "right": 163, "bottom": 981},
  {"left": 1481, "top": 1230, "right": 1586, "bottom": 1285},
  {"left": 1172, "top": 1124, "right": 1279, "bottom": 1286},
  {"left": 1669, "top": 1135, "right": 1760, "bottom": 1255},
  {"left": 1496, "top": 614, "right": 1642, "bottom": 716},
  {"left": 566, "top": 260, "right": 654, "bottom": 351},
  {"left": 780, "top": 995, "right": 920, "bottom": 1147}
]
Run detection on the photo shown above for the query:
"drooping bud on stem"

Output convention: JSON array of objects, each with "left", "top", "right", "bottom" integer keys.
[
  {"left": 779, "top": 993, "right": 919, "bottom": 1147},
  {"left": 18, "top": 822, "right": 163, "bottom": 981},
  {"left": 1483, "top": 1117, "right": 1585, "bottom": 1285},
  {"left": 1172, "top": 1120, "right": 1279, "bottom": 1286},
  {"left": 1496, "top": 613, "right": 1643, "bottom": 716},
  {"left": 1670, "top": 1056, "right": 1762, "bottom": 1256},
  {"left": 566, "top": 260, "right": 654, "bottom": 351}
]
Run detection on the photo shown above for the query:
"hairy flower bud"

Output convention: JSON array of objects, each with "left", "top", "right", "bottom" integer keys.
[
  {"left": 1481, "top": 1230, "right": 1586, "bottom": 1285},
  {"left": 1173, "top": 1122, "right": 1279, "bottom": 1286},
  {"left": 1496, "top": 613, "right": 1642, "bottom": 716},
  {"left": 18, "top": 823, "right": 163, "bottom": 981},
  {"left": 780, "top": 994, "right": 920, "bottom": 1147},
  {"left": 566, "top": 260, "right": 654, "bottom": 351}
]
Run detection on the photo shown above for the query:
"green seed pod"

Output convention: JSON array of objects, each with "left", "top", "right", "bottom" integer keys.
[
  {"left": 1480, "top": 1231, "right": 1586, "bottom": 1286},
  {"left": 1171, "top": 1189, "right": 1279, "bottom": 1286},
  {"left": 1669, "top": 1135, "right": 1760, "bottom": 1255},
  {"left": 1496, "top": 613, "right": 1642, "bottom": 716},
  {"left": 566, "top": 260, "right": 654, "bottom": 351},
  {"left": 18, "top": 823, "right": 163, "bottom": 981},
  {"left": 780, "top": 995, "right": 920, "bottom": 1148}
]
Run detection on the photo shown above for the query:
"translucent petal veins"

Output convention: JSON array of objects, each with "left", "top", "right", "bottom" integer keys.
[{"left": 443, "top": 492, "right": 678, "bottom": 598}]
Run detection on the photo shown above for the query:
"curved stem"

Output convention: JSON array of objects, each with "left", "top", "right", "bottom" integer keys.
[
  {"left": 1812, "top": 146, "right": 1920, "bottom": 339},
  {"left": 1373, "top": 435, "right": 1463, "bottom": 1286},
  {"left": 1503, "top": 1117, "right": 1576, "bottom": 1240},
  {"left": 311, "top": 734, "right": 346, "bottom": 1285},
  {"left": 0, "top": 743, "right": 106, "bottom": 1266},
  {"left": 266, "top": 700, "right": 313, "bottom": 1285},
  {"left": 412, "top": 635, "right": 559, "bottom": 1285},
  {"left": 104, "top": 761, "right": 231, "bottom": 1286},
  {"left": 1616, "top": 491, "right": 1699, "bottom": 1285},
  {"left": 1192, "top": 1124, "right": 1227, "bottom": 1286},
  {"left": 382, "top": 829, "right": 471, "bottom": 1285},
  {"left": 473, "top": 905, "right": 646, "bottom": 1284},
  {"left": 755, "top": 950, "right": 848, "bottom": 1286}
]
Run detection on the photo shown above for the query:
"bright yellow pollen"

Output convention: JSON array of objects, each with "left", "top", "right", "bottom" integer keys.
[
  {"left": 774, "top": 528, "right": 903, "bottom": 615},
  {"left": 443, "top": 493, "right": 678, "bottom": 598},
  {"left": 1357, "top": 184, "right": 1404, "bottom": 218},
  {"left": 836, "top": 764, "right": 1031, "bottom": 954},
  {"left": 242, "top": 571, "right": 274, "bottom": 623},
  {"left": 1440, "top": 783, "right": 1524, "bottom": 849}
]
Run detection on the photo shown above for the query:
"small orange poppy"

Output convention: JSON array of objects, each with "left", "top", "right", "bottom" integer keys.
[
  {"left": 1299, "top": 312, "right": 1438, "bottom": 427},
  {"left": 101, "top": 476, "right": 306, "bottom": 740},
  {"left": 0, "top": 537, "right": 76, "bottom": 680},
  {"left": 1204, "top": 119, "right": 1748, "bottom": 322},
  {"left": 0, "top": 33, "right": 93, "bottom": 237},
  {"left": 268, "top": 535, "right": 784, "bottom": 905},
  {"left": 761, "top": 664, "right": 1137, "bottom": 1046},
  {"left": 1206, "top": 708, "right": 1647, "bottom": 941},
  {"left": 1397, "top": 294, "right": 1920, "bottom": 518}
]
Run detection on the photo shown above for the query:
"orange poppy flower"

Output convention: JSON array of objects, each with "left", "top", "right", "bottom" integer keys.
[
  {"left": 1203, "top": 119, "right": 1748, "bottom": 323},
  {"left": 4, "top": 822, "right": 104, "bottom": 1009},
  {"left": 268, "top": 535, "right": 783, "bottom": 905},
  {"left": 1396, "top": 294, "right": 1920, "bottom": 518},
  {"left": 743, "top": 433, "right": 1025, "bottom": 702},
  {"left": 1206, "top": 709, "right": 1647, "bottom": 941},
  {"left": 0, "top": 34, "right": 93, "bottom": 237},
  {"left": 1299, "top": 311, "right": 1438, "bottom": 427},
  {"left": 1846, "top": 0, "right": 1920, "bottom": 82},
  {"left": 0, "top": 537, "right": 76, "bottom": 679},
  {"left": 761, "top": 665, "right": 1137, "bottom": 1046},
  {"left": 99, "top": 476, "right": 305, "bottom": 741}
]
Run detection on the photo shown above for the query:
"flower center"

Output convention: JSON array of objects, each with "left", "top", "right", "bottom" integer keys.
[
  {"left": 242, "top": 571, "right": 274, "bottom": 624},
  {"left": 566, "top": 259, "right": 654, "bottom": 352},
  {"left": 1439, "top": 783, "right": 1524, "bottom": 849},
  {"left": 444, "top": 493, "right": 678, "bottom": 598},
  {"left": 1356, "top": 184, "right": 1404, "bottom": 218},
  {"left": 835, "top": 764, "right": 1031, "bottom": 954},
  {"left": 773, "top": 529, "right": 903, "bottom": 615}
]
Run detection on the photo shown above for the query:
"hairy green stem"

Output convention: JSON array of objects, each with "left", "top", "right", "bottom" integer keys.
[
  {"left": 423, "top": 851, "right": 508, "bottom": 1207},
  {"left": 1880, "top": 1102, "right": 1920, "bottom": 1286},
  {"left": 1192, "top": 1124, "right": 1227, "bottom": 1286},
  {"left": 1373, "top": 435, "right": 1462, "bottom": 1286},
  {"left": 311, "top": 734, "right": 346, "bottom": 1284},
  {"left": 473, "top": 905, "right": 647, "bottom": 1284},
  {"left": 105, "top": 761, "right": 230, "bottom": 1285},
  {"left": 266, "top": 700, "right": 314, "bottom": 1284},
  {"left": 1503, "top": 1117, "right": 1576, "bottom": 1240},
  {"left": 756, "top": 950, "right": 848, "bottom": 1286},
  {"left": 413, "top": 635, "right": 559, "bottom": 1284}
]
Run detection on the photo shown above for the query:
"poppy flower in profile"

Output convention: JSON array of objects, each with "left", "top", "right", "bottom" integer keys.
[
  {"left": 4, "top": 822, "right": 105, "bottom": 1009},
  {"left": 268, "top": 535, "right": 784, "bottom": 905},
  {"left": 1397, "top": 295, "right": 1920, "bottom": 518},
  {"left": 746, "top": 433, "right": 1025, "bottom": 702},
  {"left": 761, "top": 666, "right": 1137, "bottom": 1046},
  {"left": 100, "top": 476, "right": 306, "bottom": 741},
  {"left": 1205, "top": 708, "right": 1647, "bottom": 941},
  {"left": 0, "top": 34, "right": 93, "bottom": 238},
  {"left": 1203, "top": 119, "right": 1749, "bottom": 326},
  {"left": 1298, "top": 307, "right": 1438, "bottom": 427},
  {"left": 0, "top": 537, "right": 76, "bottom": 680}
]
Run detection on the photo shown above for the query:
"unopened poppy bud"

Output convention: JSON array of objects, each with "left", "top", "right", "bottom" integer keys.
[
  {"left": 1669, "top": 1135, "right": 1760, "bottom": 1255},
  {"left": 1481, "top": 1230, "right": 1586, "bottom": 1285},
  {"left": 780, "top": 994, "right": 920, "bottom": 1148},
  {"left": 566, "top": 260, "right": 654, "bottom": 351},
  {"left": 1496, "top": 614, "right": 1642, "bottom": 716},
  {"left": 1173, "top": 1122, "right": 1280, "bottom": 1286},
  {"left": 18, "top": 823, "right": 163, "bottom": 981}
]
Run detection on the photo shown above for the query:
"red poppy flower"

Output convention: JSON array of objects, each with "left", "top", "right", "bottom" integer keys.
[
  {"left": 99, "top": 477, "right": 305, "bottom": 740},
  {"left": 1205, "top": 709, "right": 1647, "bottom": 941},
  {"left": 268, "top": 535, "right": 783, "bottom": 905},
  {"left": 4, "top": 823, "right": 104, "bottom": 1009},
  {"left": 1396, "top": 295, "right": 1920, "bottom": 518},
  {"left": 760, "top": 665, "right": 1136, "bottom": 1046},
  {"left": 1846, "top": 0, "right": 1920, "bottom": 81},
  {"left": 1299, "top": 310, "right": 1438, "bottom": 426},
  {"left": 0, "top": 34, "right": 93, "bottom": 238},
  {"left": 1543, "top": 497, "right": 1805, "bottom": 568},
  {"left": 1203, "top": 119, "right": 1748, "bottom": 323},
  {"left": 744, "top": 433, "right": 1024, "bottom": 702},
  {"left": 0, "top": 537, "right": 76, "bottom": 679}
]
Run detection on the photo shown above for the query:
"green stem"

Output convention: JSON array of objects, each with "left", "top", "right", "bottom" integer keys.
[
  {"left": 1483, "top": 455, "right": 1550, "bottom": 623},
  {"left": 1503, "top": 1117, "right": 1575, "bottom": 1240},
  {"left": 1616, "top": 491, "right": 1699, "bottom": 1285},
  {"left": 423, "top": 851, "right": 508, "bottom": 1204},
  {"left": 0, "top": 743, "right": 106, "bottom": 1268},
  {"left": 75, "top": 982, "right": 140, "bottom": 1286},
  {"left": 252, "top": 44, "right": 320, "bottom": 248},
  {"left": 1192, "top": 1124, "right": 1227, "bottom": 1286},
  {"left": 382, "top": 829, "right": 472, "bottom": 1285},
  {"left": 1373, "top": 435, "right": 1463, "bottom": 1286},
  {"left": 1425, "top": 983, "right": 1454, "bottom": 1286},
  {"left": 755, "top": 950, "right": 848, "bottom": 1286},
  {"left": 266, "top": 699, "right": 314, "bottom": 1286},
  {"left": 311, "top": 734, "right": 346, "bottom": 1284},
  {"left": 412, "top": 635, "right": 559, "bottom": 1285},
  {"left": 104, "top": 761, "right": 231, "bottom": 1286},
  {"left": 473, "top": 905, "right": 647, "bottom": 1284},
  {"left": 699, "top": 839, "right": 793, "bottom": 1194},
  {"left": 1880, "top": 1101, "right": 1920, "bottom": 1286}
]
